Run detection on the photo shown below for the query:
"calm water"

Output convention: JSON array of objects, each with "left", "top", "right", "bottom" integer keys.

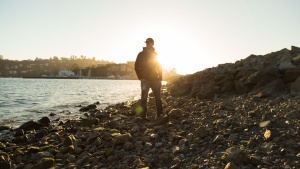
[{"left": 0, "top": 78, "right": 141, "bottom": 128}]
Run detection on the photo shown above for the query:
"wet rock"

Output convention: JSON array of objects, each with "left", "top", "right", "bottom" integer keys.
[
  {"left": 38, "top": 116, "right": 51, "bottom": 126},
  {"left": 35, "top": 128, "right": 48, "bottom": 139},
  {"left": 14, "top": 129, "right": 24, "bottom": 137},
  {"left": 17, "top": 120, "right": 43, "bottom": 131},
  {"left": 0, "top": 126, "right": 11, "bottom": 131}
]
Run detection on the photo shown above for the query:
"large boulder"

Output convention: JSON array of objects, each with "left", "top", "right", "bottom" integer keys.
[
  {"left": 250, "top": 79, "right": 287, "bottom": 95},
  {"left": 290, "top": 76, "right": 300, "bottom": 95}
]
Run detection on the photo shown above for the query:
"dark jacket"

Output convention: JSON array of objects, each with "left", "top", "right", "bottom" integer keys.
[{"left": 135, "top": 47, "right": 162, "bottom": 81}]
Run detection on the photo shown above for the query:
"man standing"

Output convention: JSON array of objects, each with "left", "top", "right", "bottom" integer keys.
[{"left": 135, "top": 38, "right": 163, "bottom": 120}]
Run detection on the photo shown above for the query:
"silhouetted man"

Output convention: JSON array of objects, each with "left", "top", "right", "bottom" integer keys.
[{"left": 135, "top": 38, "right": 163, "bottom": 120}]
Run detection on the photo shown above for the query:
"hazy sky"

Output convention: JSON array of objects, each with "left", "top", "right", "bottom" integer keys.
[{"left": 1, "top": 0, "right": 299, "bottom": 74}]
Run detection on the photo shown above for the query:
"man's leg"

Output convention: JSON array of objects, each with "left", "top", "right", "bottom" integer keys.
[
  {"left": 141, "top": 81, "right": 150, "bottom": 118},
  {"left": 151, "top": 81, "right": 163, "bottom": 116}
]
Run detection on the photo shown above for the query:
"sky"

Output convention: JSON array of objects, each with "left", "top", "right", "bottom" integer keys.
[{"left": 1, "top": 0, "right": 300, "bottom": 75}]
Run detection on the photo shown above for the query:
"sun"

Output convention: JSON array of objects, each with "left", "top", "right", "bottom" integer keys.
[
  {"left": 148, "top": 26, "right": 206, "bottom": 75},
  {"left": 130, "top": 23, "right": 209, "bottom": 75}
]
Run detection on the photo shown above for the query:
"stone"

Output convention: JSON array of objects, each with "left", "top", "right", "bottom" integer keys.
[
  {"left": 213, "top": 135, "right": 225, "bottom": 143},
  {"left": 63, "top": 135, "right": 76, "bottom": 147},
  {"left": 167, "top": 108, "right": 184, "bottom": 119},
  {"left": 38, "top": 117, "right": 51, "bottom": 126},
  {"left": 81, "top": 118, "right": 99, "bottom": 127},
  {"left": 224, "top": 162, "right": 239, "bottom": 169},
  {"left": 114, "top": 133, "right": 132, "bottom": 145},
  {"left": 123, "top": 142, "right": 134, "bottom": 151},
  {"left": 31, "top": 158, "right": 54, "bottom": 169},
  {"left": 17, "top": 120, "right": 43, "bottom": 131},
  {"left": 284, "top": 110, "right": 300, "bottom": 119},
  {"left": 194, "top": 127, "right": 209, "bottom": 138},
  {"left": 222, "top": 146, "right": 248, "bottom": 165},
  {"left": 290, "top": 76, "right": 300, "bottom": 95},
  {"left": 264, "top": 129, "right": 280, "bottom": 140},
  {"left": 0, "top": 126, "right": 11, "bottom": 131},
  {"left": 0, "top": 152, "right": 11, "bottom": 169}
]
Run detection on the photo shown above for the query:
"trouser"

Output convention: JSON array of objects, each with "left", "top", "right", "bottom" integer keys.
[{"left": 140, "top": 81, "right": 163, "bottom": 117}]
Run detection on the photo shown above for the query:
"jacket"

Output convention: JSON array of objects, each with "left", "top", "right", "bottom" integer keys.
[{"left": 135, "top": 47, "right": 162, "bottom": 81}]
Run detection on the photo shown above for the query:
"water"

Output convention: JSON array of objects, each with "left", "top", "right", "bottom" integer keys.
[{"left": 0, "top": 78, "right": 141, "bottom": 128}]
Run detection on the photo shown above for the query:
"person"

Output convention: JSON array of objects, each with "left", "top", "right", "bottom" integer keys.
[{"left": 135, "top": 38, "right": 163, "bottom": 120}]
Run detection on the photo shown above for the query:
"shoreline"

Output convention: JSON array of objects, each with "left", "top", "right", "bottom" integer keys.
[{"left": 0, "top": 87, "right": 299, "bottom": 168}]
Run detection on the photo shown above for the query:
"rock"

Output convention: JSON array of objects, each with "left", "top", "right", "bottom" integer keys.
[
  {"left": 155, "top": 115, "right": 169, "bottom": 125},
  {"left": 224, "top": 162, "right": 239, "bottom": 169},
  {"left": 167, "top": 109, "right": 184, "bottom": 119},
  {"left": 278, "top": 60, "right": 296, "bottom": 71},
  {"left": 250, "top": 79, "right": 287, "bottom": 95},
  {"left": 35, "top": 128, "right": 48, "bottom": 139},
  {"left": 31, "top": 158, "right": 54, "bottom": 169},
  {"left": 194, "top": 127, "right": 209, "bottom": 138},
  {"left": 222, "top": 146, "right": 248, "bottom": 165},
  {"left": 76, "top": 154, "right": 91, "bottom": 168},
  {"left": 14, "top": 129, "right": 24, "bottom": 137},
  {"left": 284, "top": 110, "right": 300, "bottom": 119},
  {"left": 38, "top": 117, "right": 51, "bottom": 126},
  {"left": 34, "top": 151, "right": 55, "bottom": 162},
  {"left": 213, "top": 135, "right": 225, "bottom": 143},
  {"left": 0, "top": 142, "right": 6, "bottom": 150},
  {"left": 63, "top": 135, "right": 76, "bottom": 147},
  {"left": 259, "top": 120, "right": 271, "bottom": 128},
  {"left": 290, "top": 76, "right": 300, "bottom": 95},
  {"left": 0, "top": 152, "right": 11, "bottom": 169},
  {"left": 81, "top": 118, "right": 99, "bottom": 127},
  {"left": 283, "top": 68, "right": 300, "bottom": 83},
  {"left": 17, "top": 120, "right": 43, "bottom": 131},
  {"left": 249, "top": 156, "right": 263, "bottom": 166},
  {"left": 0, "top": 126, "right": 11, "bottom": 131},
  {"left": 114, "top": 133, "right": 132, "bottom": 145},
  {"left": 228, "top": 134, "right": 237, "bottom": 142},
  {"left": 264, "top": 129, "right": 280, "bottom": 141},
  {"left": 123, "top": 142, "right": 134, "bottom": 151}
]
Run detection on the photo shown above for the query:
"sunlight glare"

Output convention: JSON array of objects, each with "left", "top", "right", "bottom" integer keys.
[{"left": 143, "top": 24, "right": 208, "bottom": 75}]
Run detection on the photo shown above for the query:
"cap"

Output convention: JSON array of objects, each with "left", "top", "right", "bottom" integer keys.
[{"left": 145, "top": 38, "right": 154, "bottom": 44}]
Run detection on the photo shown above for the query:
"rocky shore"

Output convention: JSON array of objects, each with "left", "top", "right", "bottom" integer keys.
[{"left": 0, "top": 46, "right": 300, "bottom": 169}]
